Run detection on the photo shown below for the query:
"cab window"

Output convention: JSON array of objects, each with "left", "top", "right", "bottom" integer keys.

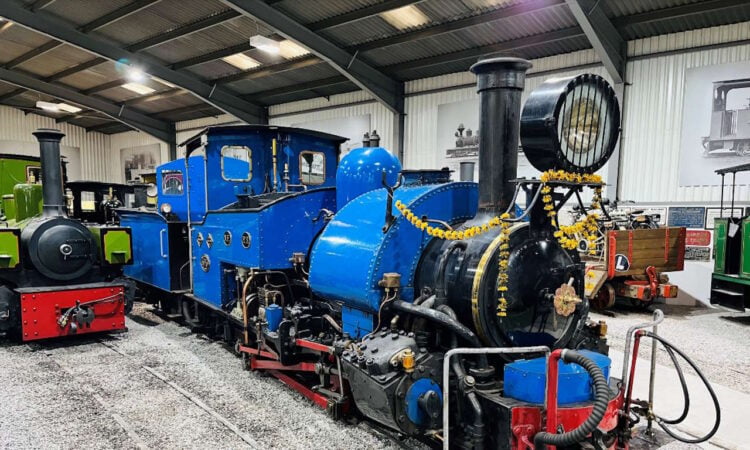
[
  {"left": 81, "top": 191, "right": 96, "bottom": 212},
  {"left": 299, "top": 151, "right": 325, "bottom": 185},
  {"left": 221, "top": 145, "right": 252, "bottom": 181},
  {"left": 162, "top": 170, "right": 184, "bottom": 196}
]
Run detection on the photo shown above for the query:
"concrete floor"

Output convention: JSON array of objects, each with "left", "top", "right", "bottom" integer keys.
[{"left": 0, "top": 302, "right": 747, "bottom": 449}]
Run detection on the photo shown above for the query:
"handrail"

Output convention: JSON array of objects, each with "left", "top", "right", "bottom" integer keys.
[{"left": 441, "top": 346, "right": 550, "bottom": 449}]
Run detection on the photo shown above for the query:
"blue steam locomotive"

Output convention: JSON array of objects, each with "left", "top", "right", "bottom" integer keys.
[{"left": 120, "top": 58, "right": 718, "bottom": 449}]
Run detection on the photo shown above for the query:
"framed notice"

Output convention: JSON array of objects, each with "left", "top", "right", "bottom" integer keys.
[
  {"left": 685, "top": 246, "right": 711, "bottom": 261},
  {"left": 667, "top": 207, "right": 706, "bottom": 228},
  {"left": 705, "top": 207, "right": 743, "bottom": 230}
]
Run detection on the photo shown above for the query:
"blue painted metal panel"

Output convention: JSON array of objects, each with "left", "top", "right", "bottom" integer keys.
[
  {"left": 118, "top": 210, "right": 172, "bottom": 291},
  {"left": 190, "top": 188, "right": 336, "bottom": 309},
  {"left": 309, "top": 182, "right": 478, "bottom": 338},
  {"left": 504, "top": 350, "right": 612, "bottom": 405}
]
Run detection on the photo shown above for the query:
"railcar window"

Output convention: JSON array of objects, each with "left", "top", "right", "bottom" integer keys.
[
  {"left": 221, "top": 145, "right": 252, "bottom": 181},
  {"left": 299, "top": 151, "right": 325, "bottom": 185},
  {"left": 162, "top": 170, "right": 184, "bottom": 196},
  {"left": 81, "top": 191, "right": 96, "bottom": 212},
  {"left": 26, "top": 166, "right": 40, "bottom": 183}
]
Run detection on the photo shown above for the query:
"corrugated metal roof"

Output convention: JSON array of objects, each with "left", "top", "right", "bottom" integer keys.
[
  {"left": 1, "top": 0, "right": 749, "bottom": 131},
  {"left": 92, "top": 0, "right": 229, "bottom": 46},
  {"left": 275, "top": 0, "right": 384, "bottom": 25},
  {"left": 43, "top": 0, "right": 135, "bottom": 28}
]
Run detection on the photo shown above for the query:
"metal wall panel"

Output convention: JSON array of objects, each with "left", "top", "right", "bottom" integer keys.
[{"left": 0, "top": 105, "right": 110, "bottom": 181}]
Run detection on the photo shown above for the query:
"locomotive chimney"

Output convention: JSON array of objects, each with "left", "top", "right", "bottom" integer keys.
[
  {"left": 469, "top": 57, "right": 531, "bottom": 214},
  {"left": 32, "top": 128, "right": 66, "bottom": 217}
]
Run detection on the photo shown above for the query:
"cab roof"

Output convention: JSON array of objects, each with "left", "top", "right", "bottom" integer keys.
[{"left": 180, "top": 124, "right": 348, "bottom": 153}]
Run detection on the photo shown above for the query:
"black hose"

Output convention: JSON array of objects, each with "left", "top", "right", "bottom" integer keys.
[
  {"left": 533, "top": 350, "right": 610, "bottom": 448},
  {"left": 437, "top": 305, "right": 485, "bottom": 450},
  {"left": 660, "top": 346, "right": 690, "bottom": 425},
  {"left": 390, "top": 300, "right": 488, "bottom": 368},
  {"left": 643, "top": 332, "right": 721, "bottom": 444}
]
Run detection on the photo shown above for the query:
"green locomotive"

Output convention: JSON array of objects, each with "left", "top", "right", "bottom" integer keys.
[{"left": 711, "top": 162, "right": 750, "bottom": 310}]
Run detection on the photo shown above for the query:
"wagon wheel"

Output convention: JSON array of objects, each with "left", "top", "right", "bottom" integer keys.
[
  {"left": 591, "top": 283, "right": 616, "bottom": 311},
  {"left": 630, "top": 297, "right": 653, "bottom": 309}
]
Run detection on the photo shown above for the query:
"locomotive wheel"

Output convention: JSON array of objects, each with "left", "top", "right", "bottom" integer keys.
[{"left": 591, "top": 284, "right": 616, "bottom": 311}]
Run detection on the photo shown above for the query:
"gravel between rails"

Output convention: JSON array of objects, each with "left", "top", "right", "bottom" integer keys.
[
  {"left": 0, "top": 303, "right": 418, "bottom": 450},
  {"left": 5, "top": 300, "right": 739, "bottom": 449}
]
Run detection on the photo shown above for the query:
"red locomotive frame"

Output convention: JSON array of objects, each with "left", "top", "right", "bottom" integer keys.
[{"left": 18, "top": 283, "right": 126, "bottom": 341}]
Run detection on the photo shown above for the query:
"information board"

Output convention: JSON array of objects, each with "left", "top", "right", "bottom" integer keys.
[{"left": 667, "top": 207, "right": 706, "bottom": 228}]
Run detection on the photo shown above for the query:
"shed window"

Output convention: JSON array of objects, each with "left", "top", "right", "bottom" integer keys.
[
  {"left": 162, "top": 170, "right": 184, "bottom": 196},
  {"left": 299, "top": 151, "right": 325, "bottom": 185},
  {"left": 221, "top": 145, "right": 252, "bottom": 181}
]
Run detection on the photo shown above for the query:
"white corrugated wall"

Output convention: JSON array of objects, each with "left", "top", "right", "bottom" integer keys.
[
  {"left": 0, "top": 105, "right": 110, "bottom": 180},
  {"left": 269, "top": 91, "right": 395, "bottom": 150},
  {"left": 620, "top": 21, "right": 750, "bottom": 203},
  {"left": 402, "top": 49, "right": 606, "bottom": 169}
]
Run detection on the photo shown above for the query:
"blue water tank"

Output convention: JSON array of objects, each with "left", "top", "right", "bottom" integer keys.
[
  {"left": 503, "top": 350, "right": 611, "bottom": 405},
  {"left": 336, "top": 147, "right": 401, "bottom": 208}
]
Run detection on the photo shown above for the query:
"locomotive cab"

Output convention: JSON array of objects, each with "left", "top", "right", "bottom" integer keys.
[{"left": 120, "top": 125, "right": 345, "bottom": 302}]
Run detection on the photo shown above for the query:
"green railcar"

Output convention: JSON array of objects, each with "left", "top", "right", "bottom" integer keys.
[
  {"left": 0, "top": 154, "right": 41, "bottom": 218},
  {"left": 711, "top": 163, "right": 750, "bottom": 310}
]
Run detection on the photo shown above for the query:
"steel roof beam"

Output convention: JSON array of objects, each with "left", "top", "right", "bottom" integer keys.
[
  {"left": 79, "top": 0, "right": 163, "bottom": 33},
  {"left": 122, "top": 88, "right": 185, "bottom": 106},
  {"left": 352, "top": 0, "right": 566, "bottom": 52},
  {"left": 151, "top": 103, "right": 219, "bottom": 118},
  {"left": 385, "top": 27, "right": 585, "bottom": 72},
  {"left": 612, "top": 0, "right": 749, "bottom": 28},
  {"left": 221, "top": 0, "right": 404, "bottom": 114},
  {"left": 0, "top": 66, "right": 175, "bottom": 143},
  {"left": 0, "top": 0, "right": 266, "bottom": 124},
  {"left": 127, "top": 10, "right": 241, "bottom": 52},
  {"left": 55, "top": 109, "right": 102, "bottom": 124},
  {"left": 307, "top": 0, "right": 425, "bottom": 31},
  {"left": 86, "top": 121, "right": 130, "bottom": 133},
  {"left": 566, "top": 0, "right": 625, "bottom": 83},
  {"left": 171, "top": 43, "right": 253, "bottom": 70},
  {"left": 29, "top": 0, "right": 56, "bottom": 12},
  {"left": 244, "top": 75, "right": 350, "bottom": 102},
  {"left": 0, "top": 88, "right": 26, "bottom": 102}
]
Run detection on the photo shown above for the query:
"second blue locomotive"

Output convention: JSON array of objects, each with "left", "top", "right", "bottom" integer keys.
[{"left": 121, "top": 58, "right": 655, "bottom": 449}]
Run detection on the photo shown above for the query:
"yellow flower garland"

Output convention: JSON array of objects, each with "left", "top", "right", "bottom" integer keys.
[{"left": 394, "top": 169, "right": 604, "bottom": 316}]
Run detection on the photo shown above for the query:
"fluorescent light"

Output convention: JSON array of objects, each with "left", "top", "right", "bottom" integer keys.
[
  {"left": 249, "top": 35, "right": 280, "bottom": 54},
  {"left": 122, "top": 82, "right": 155, "bottom": 95},
  {"left": 57, "top": 103, "right": 82, "bottom": 113},
  {"left": 278, "top": 40, "right": 309, "bottom": 59},
  {"left": 381, "top": 5, "right": 430, "bottom": 30},
  {"left": 222, "top": 53, "right": 261, "bottom": 70},
  {"left": 126, "top": 67, "right": 147, "bottom": 83},
  {"left": 36, "top": 101, "right": 60, "bottom": 112}
]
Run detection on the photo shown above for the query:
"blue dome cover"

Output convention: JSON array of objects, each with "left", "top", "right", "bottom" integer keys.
[{"left": 336, "top": 147, "right": 401, "bottom": 208}]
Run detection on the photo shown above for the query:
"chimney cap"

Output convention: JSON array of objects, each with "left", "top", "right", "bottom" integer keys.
[
  {"left": 470, "top": 57, "right": 532, "bottom": 75},
  {"left": 32, "top": 128, "right": 65, "bottom": 142}
]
